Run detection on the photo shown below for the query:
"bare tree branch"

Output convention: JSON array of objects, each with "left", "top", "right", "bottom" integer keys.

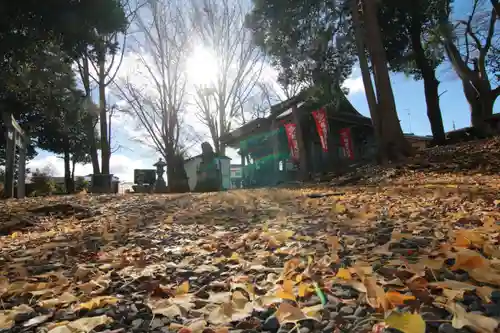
[
  {"left": 113, "top": 0, "right": 193, "bottom": 163},
  {"left": 189, "top": 0, "right": 265, "bottom": 154}
]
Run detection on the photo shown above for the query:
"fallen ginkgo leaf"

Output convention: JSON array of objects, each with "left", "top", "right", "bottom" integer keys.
[{"left": 384, "top": 311, "right": 425, "bottom": 333}]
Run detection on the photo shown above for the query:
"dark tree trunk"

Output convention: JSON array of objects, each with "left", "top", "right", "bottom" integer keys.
[
  {"left": 81, "top": 56, "right": 100, "bottom": 175},
  {"left": 409, "top": 16, "right": 445, "bottom": 144},
  {"left": 363, "top": 0, "right": 413, "bottom": 161},
  {"left": 98, "top": 48, "right": 110, "bottom": 177},
  {"left": 165, "top": 147, "right": 190, "bottom": 193},
  {"left": 63, "top": 139, "right": 74, "bottom": 194},
  {"left": 71, "top": 159, "right": 76, "bottom": 182}
]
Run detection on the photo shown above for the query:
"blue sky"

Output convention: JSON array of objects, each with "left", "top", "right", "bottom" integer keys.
[{"left": 27, "top": 0, "right": 499, "bottom": 182}]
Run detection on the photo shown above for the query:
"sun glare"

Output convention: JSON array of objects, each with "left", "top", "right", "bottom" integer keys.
[{"left": 186, "top": 46, "right": 218, "bottom": 86}]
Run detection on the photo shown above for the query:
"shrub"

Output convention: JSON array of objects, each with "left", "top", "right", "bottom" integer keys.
[
  {"left": 30, "top": 169, "right": 55, "bottom": 196},
  {"left": 75, "top": 177, "right": 90, "bottom": 192}
]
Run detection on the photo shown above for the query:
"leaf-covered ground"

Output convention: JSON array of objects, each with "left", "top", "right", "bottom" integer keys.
[{"left": 1, "top": 138, "right": 500, "bottom": 333}]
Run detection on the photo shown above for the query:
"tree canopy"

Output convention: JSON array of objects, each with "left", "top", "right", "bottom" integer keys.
[{"left": 245, "top": 0, "right": 357, "bottom": 93}]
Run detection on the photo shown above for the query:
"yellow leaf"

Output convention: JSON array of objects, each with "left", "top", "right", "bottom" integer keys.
[
  {"left": 76, "top": 296, "right": 118, "bottom": 310},
  {"left": 274, "top": 230, "right": 294, "bottom": 242},
  {"left": 10, "top": 232, "right": 19, "bottom": 239},
  {"left": 336, "top": 268, "right": 352, "bottom": 280},
  {"left": 333, "top": 204, "right": 347, "bottom": 214},
  {"left": 176, "top": 281, "right": 190, "bottom": 295},
  {"left": 282, "top": 280, "right": 294, "bottom": 294},
  {"left": 276, "top": 289, "right": 296, "bottom": 301},
  {"left": 298, "top": 283, "right": 309, "bottom": 297},
  {"left": 229, "top": 252, "right": 240, "bottom": 261},
  {"left": 385, "top": 312, "right": 425, "bottom": 333}
]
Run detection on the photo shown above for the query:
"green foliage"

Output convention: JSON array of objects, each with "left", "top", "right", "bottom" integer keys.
[
  {"left": 245, "top": 0, "right": 357, "bottom": 94},
  {"left": 36, "top": 68, "right": 95, "bottom": 165},
  {"left": 30, "top": 169, "right": 56, "bottom": 196},
  {"left": 75, "top": 177, "right": 90, "bottom": 192},
  {"left": 0, "top": 0, "right": 127, "bottom": 62},
  {"left": 378, "top": 0, "right": 452, "bottom": 79},
  {"left": 0, "top": 0, "right": 128, "bottom": 167}
]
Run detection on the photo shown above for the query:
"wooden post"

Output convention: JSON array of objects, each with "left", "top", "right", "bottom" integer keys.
[
  {"left": 3, "top": 112, "right": 15, "bottom": 198},
  {"left": 271, "top": 119, "right": 280, "bottom": 183},
  {"left": 291, "top": 104, "right": 308, "bottom": 180},
  {"left": 240, "top": 149, "right": 246, "bottom": 187},
  {"left": 17, "top": 138, "right": 27, "bottom": 198},
  {"left": 3, "top": 112, "right": 28, "bottom": 199}
]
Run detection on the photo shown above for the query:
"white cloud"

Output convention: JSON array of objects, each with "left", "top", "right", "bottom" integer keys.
[
  {"left": 343, "top": 66, "right": 365, "bottom": 95},
  {"left": 27, "top": 154, "right": 150, "bottom": 182}
]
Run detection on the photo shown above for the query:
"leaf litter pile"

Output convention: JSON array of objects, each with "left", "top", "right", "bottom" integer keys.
[{"left": 2, "top": 140, "right": 500, "bottom": 333}]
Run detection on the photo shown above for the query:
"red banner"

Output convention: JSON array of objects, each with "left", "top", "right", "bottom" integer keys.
[
  {"left": 339, "top": 127, "right": 354, "bottom": 160},
  {"left": 284, "top": 123, "right": 299, "bottom": 161},
  {"left": 312, "top": 108, "right": 329, "bottom": 152}
]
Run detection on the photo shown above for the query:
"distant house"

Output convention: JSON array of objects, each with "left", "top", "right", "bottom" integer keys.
[
  {"left": 230, "top": 164, "right": 243, "bottom": 188},
  {"left": 404, "top": 134, "right": 433, "bottom": 150},
  {"left": 184, "top": 155, "right": 231, "bottom": 191}
]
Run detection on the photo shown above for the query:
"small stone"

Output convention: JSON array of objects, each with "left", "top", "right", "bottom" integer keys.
[
  {"left": 340, "top": 306, "right": 355, "bottom": 315},
  {"left": 326, "top": 294, "right": 341, "bottom": 306},
  {"left": 299, "top": 327, "right": 310, "bottom": 333},
  {"left": 354, "top": 307, "right": 367, "bottom": 317},
  {"left": 263, "top": 316, "right": 280, "bottom": 333},
  {"left": 132, "top": 319, "right": 144, "bottom": 329},
  {"left": 438, "top": 323, "right": 457, "bottom": 333},
  {"left": 491, "top": 291, "right": 500, "bottom": 304},
  {"left": 467, "top": 302, "right": 482, "bottom": 312},
  {"left": 150, "top": 318, "right": 164, "bottom": 329},
  {"left": 322, "top": 322, "right": 335, "bottom": 333},
  {"left": 483, "top": 304, "right": 500, "bottom": 317}
]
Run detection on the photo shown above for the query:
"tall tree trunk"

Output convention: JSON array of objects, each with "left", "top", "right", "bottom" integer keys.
[
  {"left": 98, "top": 48, "right": 110, "bottom": 177},
  {"left": 410, "top": 0, "right": 445, "bottom": 145},
  {"left": 63, "top": 138, "right": 73, "bottom": 194},
  {"left": 71, "top": 158, "right": 76, "bottom": 182},
  {"left": 350, "top": 0, "right": 383, "bottom": 158},
  {"left": 410, "top": 31, "right": 445, "bottom": 144},
  {"left": 81, "top": 55, "right": 100, "bottom": 174},
  {"left": 362, "top": 0, "right": 413, "bottom": 161}
]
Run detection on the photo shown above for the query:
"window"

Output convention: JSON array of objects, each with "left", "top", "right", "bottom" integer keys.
[{"left": 231, "top": 169, "right": 242, "bottom": 178}]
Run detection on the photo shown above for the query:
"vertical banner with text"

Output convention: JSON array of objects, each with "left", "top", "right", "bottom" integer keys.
[
  {"left": 312, "top": 107, "right": 329, "bottom": 152},
  {"left": 284, "top": 123, "right": 300, "bottom": 161},
  {"left": 339, "top": 127, "right": 354, "bottom": 160}
]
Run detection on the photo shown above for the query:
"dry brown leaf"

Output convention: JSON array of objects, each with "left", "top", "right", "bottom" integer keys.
[
  {"left": 48, "top": 315, "right": 113, "bottom": 333},
  {"left": 451, "top": 249, "right": 489, "bottom": 271},
  {"left": 274, "top": 302, "right": 306, "bottom": 324},
  {"left": 364, "top": 276, "right": 389, "bottom": 311},
  {"left": 0, "top": 305, "right": 33, "bottom": 330},
  {"left": 39, "top": 292, "right": 79, "bottom": 308},
  {"left": 448, "top": 302, "right": 500, "bottom": 333},
  {"left": 469, "top": 268, "right": 500, "bottom": 286}
]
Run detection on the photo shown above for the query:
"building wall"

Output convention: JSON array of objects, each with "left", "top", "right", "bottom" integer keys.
[
  {"left": 184, "top": 156, "right": 201, "bottom": 191},
  {"left": 230, "top": 165, "right": 242, "bottom": 188},
  {"left": 184, "top": 157, "right": 231, "bottom": 191}
]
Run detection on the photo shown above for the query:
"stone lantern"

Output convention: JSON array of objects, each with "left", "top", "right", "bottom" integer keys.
[{"left": 153, "top": 158, "right": 168, "bottom": 193}]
